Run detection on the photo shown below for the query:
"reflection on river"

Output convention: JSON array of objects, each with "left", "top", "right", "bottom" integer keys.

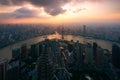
[{"left": 0, "top": 33, "right": 120, "bottom": 60}]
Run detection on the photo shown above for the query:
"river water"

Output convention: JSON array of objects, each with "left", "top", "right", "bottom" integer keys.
[{"left": 0, "top": 33, "right": 119, "bottom": 60}]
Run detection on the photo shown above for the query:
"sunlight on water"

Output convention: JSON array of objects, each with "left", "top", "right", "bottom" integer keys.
[{"left": 48, "top": 31, "right": 62, "bottom": 40}]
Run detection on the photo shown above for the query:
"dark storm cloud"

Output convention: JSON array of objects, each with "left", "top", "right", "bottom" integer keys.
[
  {"left": 0, "top": 7, "right": 39, "bottom": 18},
  {"left": 12, "top": 8, "right": 39, "bottom": 18},
  {"left": 29, "top": 0, "right": 69, "bottom": 6},
  {"left": 0, "top": 0, "right": 26, "bottom": 5},
  {"left": 0, "top": 0, "right": 120, "bottom": 16},
  {"left": 0, "top": 0, "right": 8, "bottom": 5},
  {"left": 29, "top": 0, "right": 70, "bottom": 16},
  {"left": 0, "top": 0, "right": 70, "bottom": 16},
  {"left": 44, "top": 7, "right": 66, "bottom": 16}
]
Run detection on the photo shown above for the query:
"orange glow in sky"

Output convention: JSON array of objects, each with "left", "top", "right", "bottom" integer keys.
[{"left": 0, "top": 0, "right": 120, "bottom": 24}]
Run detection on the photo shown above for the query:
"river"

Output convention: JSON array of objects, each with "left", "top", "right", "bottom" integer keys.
[{"left": 0, "top": 33, "right": 120, "bottom": 60}]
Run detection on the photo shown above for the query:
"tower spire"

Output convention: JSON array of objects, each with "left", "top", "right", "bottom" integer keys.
[
  {"left": 83, "top": 25, "right": 87, "bottom": 44},
  {"left": 61, "top": 25, "right": 64, "bottom": 40}
]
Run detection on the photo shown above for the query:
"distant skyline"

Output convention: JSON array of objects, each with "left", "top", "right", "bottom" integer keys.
[{"left": 0, "top": 0, "right": 120, "bottom": 24}]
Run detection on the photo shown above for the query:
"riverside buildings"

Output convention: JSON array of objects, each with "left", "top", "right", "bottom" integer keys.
[{"left": 0, "top": 31, "right": 120, "bottom": 80}]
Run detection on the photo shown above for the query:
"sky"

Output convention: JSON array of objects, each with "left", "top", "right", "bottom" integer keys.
[{"left": 0, "top": 0, "right": 120, "bottom": 24}]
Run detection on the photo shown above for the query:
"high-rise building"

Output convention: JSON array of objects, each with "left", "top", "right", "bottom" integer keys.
[
  {"left": 62, "top": 26, "right": 64, "bottom": 40},
  {"left": 51, "top": 40, "right": 57, "bottom": 63},
  {"left": 82, "top": 25, "right": 87, "bottom": 44},
  {"left": 95, "top": 46, "right": 104, "bottom": 67},
  {"left": 30, "top": 44, "right": 39, "bottom": 59},
  {"left": 75, "top": 41, "right": 83, "bottom": 66},
  {"left": 103, "top": 49, "right": 111, "bottom": 68},
  {"left": 83, "top": 25, "right": 86, "bottom": 37},
  {"left": 39, "top": 43, "right": 43, "bottom": 56},
  {"left": 7, "top": 60, "right": 19, "bottom": 80},
  {"left": 12, "top": 48, "right": 20, "bottom": 60},
  {"left": 0, "top": 58, "right": 7, "bottom": 80},
  {"left": 93, "top": 42, "right": 98, "bottom": 62},
  {"left": 8, "top": 48, "right": 20, "bottom": 80},
  {"left": 85, "top": 43, "right": 93, "bottom": 65},
  {"left": 112, "top": 44, "right": 120, "bottom": 68},
  {"left": 82, "top": 44, "right": 86, "bottom": 64},
  {"left": 95, "top": 47, "right": 110, "bottom": 68},
  {"left": 20, "top": 44, "right": 28, "bottom": 60},
  {"left": 36, "top": 44, "right": 54, "bottom": 80}
]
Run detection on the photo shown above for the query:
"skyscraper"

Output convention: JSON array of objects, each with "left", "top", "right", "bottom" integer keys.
[
  {"left": 112, "top": 44, "right": 120, "bottom": 68},
  {"left": 51, "top": 40, "right": 57, "bottom": 63},
  {"left": 83, "top": 25, "right": 87, "bottom": 44},
  {"left": 30, "top": 44, "right": 39, "bottom": 59},
  {"left": 12, "top": 48, "right": 20, "bottom": 60},
  {"left": 83, "top": 25, "right": 86, "bottom": 37},
  {"left": 85, "top": 43, "right": 93, "bottom": 65},
  {"left": 39, "top": 43, "right": 43, "bottom": 56},
  {"left": 20, "top": 44, "right": 28, "bottom": 60},
  {"left": 36, "top": 44, "right": 54, "bottom": 80},
  {"left": 95, "top": 47, "right": 104, "bottom": 67},
  {"left": 0, "top": 58, "right": 7, "bottom": 80},
  {"left": 93, "top": 42, "right": 98, "bottom": 61},
  {"left": 76, "top": 41, "right": 83, "bottom": 66},
  {"left": 62, "top": 26, "right": 64, "bottom": 40}
]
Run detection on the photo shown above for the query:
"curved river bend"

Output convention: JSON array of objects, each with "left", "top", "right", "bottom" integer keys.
[{"left": 0, "top": 34, "right": 119, "bottom": 60}]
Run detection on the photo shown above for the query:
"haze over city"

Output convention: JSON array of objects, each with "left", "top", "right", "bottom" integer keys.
[
  {"left": 0, "top": 0, "right": 120, "bottom": 80},
  {"left": 0, "top": 0, "right": 120, "bottom": 24}
]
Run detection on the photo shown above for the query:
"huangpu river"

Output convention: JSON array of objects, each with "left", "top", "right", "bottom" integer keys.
[{"left": 0, "top": 33, "right": 120, "bottom": 60}]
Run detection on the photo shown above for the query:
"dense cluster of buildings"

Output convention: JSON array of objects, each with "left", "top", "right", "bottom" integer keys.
[
  {"left": 0, "top": 24, "right": 54, "bottom": 48},
  {"left": 0, "top": 37, "right": 120, "bottom": 80},
  {"left": 0, "top": 25, "right": 120, "bottom": 80},
  {"left": 0, "top": 24, "right": 120, "bottom": 48}
]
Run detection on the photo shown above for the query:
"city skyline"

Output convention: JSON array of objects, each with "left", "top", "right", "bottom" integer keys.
[{"left": 0, "top": 0, "right": 120, "bottom": 24}]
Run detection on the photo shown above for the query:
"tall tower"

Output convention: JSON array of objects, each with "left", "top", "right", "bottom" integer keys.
[
  {"left": 83, "top": 25, "right": 87, "bottom": 44},
  {"left": 83, "top": 25, "right": 86, "bottom": 37},
  {"left": 61, "top": 26, "right": 64, "bottom": 40}
]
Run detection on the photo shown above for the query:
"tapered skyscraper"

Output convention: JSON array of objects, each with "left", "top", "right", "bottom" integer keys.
[
  {"left": 62, "top": 26, "right": 64, "bottom": 40},
  {"left": 83, "top": 25, "right": 86, "bottom": 37}
]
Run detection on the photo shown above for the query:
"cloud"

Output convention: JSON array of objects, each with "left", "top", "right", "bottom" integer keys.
[
  {"left": 73, "top": 8, "right": 86, "bottom": 13},
  {"left": 0, "top": 0, "right": 26, "bottom": 5},
  {"left": 0, "top": 0, "right": 120, "bottom": 16},
  {"left": 29, "top": 0, "right": 70, "bottom": 16},
  {"left": 0, "top": 7, "right": 39, "bottom": 18},
  {"left": 0, "top": 0, "right": 70, "bottom": 16},
  {"left": 0, "top": 0, "right": 10, "bottom": 5},
  {"left": 44, "top": 7, "right": 66, "bottom": 16}
]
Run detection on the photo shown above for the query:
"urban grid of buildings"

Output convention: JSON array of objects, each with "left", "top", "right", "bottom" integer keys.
[{"left": 0, "top": 26, "right": 120, "bottom": 80}]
